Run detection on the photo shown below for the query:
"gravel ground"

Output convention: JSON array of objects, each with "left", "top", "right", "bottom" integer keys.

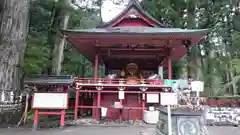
[
  {"left": 208, "top": 126, "right": 240, "bottom": 135},
  {"left": 0, "top": 125, "right": 239, "bottom": 135}
]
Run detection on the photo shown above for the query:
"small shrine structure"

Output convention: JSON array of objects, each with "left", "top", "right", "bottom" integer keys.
[
  {"left": 25, "top": 75, "right": 74, "bottom": 129},
  {"left": 61, "top": 0, "right": 208, "bottom": 121}
]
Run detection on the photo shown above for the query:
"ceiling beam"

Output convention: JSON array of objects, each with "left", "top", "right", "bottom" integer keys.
[
  {"left": 99, "top": 51, "right": 167, "bottom": 56},
  {"left": 97, "top": 48, "right": 165, "bottom": 51},
  {"left": 104, "top": 59, "right": 161, "bottom": 70},
  {"left": 102, "top": 55, "right": 157, "bottom": 59},
  {"left": 95, "top": 45, "right": 166, "bottom": 49},
  {"left": 70, "top": 38, "right": 168, "bottom": 46}
]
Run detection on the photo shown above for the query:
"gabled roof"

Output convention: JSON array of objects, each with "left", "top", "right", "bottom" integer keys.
[
  {"left": 25, "top": 75, "right": 74, "bottom": 86},
  {"left": 61, "top": 27, "right": 208, "bottom": 68},
  {"left": 63, "top": 27, "right": 208, "bottom": 35},
  {"left": 98, "top": 0, "right": 166, "bottom": 28}
]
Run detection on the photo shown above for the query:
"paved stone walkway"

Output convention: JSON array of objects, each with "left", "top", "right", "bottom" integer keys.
[{"left": 0, "top": 125, "right": 239, "bottom": 135}]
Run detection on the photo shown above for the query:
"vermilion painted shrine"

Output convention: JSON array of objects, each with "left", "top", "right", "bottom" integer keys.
[{"left": 26, "top": 0, "right": 208, "bottom": 123}]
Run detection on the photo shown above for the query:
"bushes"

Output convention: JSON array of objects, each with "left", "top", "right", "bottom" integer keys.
[{"left": 204, "top": 96, "right": 240, "bottom": 107}]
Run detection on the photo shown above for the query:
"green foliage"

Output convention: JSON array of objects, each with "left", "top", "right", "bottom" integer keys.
[
  {"left": 23, "top": 0, "right": 100, "bottom": 77},
  {"left": 23, "top": 0, "right": 240, "bottom": 97},
  {"left": 141, "top": 0, "right": 240, "bottom": 96},
  {"left": 230, "top": 58, "right": 240, "bottom": 74},
  {"left": 208, "top": 95, "right": 240, "bottom": 99},
  {"left": 141, "top": 0, "right": 186, "bottom": 27},
  {"left": 24, "top": 35, "right": 51, "bottom": 75},
  {"left": 28, "top": 109, "right": 35, "bottom": 121}
]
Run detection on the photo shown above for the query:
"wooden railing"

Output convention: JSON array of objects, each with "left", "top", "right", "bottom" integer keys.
[{"left": 74, "top": 78, "right": 164, "bottom": 85}]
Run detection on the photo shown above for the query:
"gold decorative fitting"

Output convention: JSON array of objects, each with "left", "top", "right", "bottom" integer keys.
[
  {"left": 97, "top": 79, "right": 102, "bottom": 85},
  {"left": 96, "top": 86, "right": 103, "bottom": 91},
  {"left": 75, "top": 82, "right": 82, "bottom": 89},
  {"left": 140, "top": 86, "right": 148, "bottom": 92},
  {"left": 119, "top": 79, "right": 124, "bottom": 85},
  {"left": 118, "top": 86, "right": 125, "bottom": 91}
]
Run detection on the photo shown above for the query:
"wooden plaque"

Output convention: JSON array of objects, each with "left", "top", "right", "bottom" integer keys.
[
  {"left": 32, "top": 93, "right": 68, "bottom": 109},
  {"left": 160, "top": 93, "right": 178, "bottom": 105}
]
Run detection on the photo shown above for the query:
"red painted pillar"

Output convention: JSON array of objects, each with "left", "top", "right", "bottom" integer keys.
[
  {"left": 168, "top": 57, "right": 172, "bottom": 80},
  {"left": 60, "top": 109, "right": 66, "bottom": 129},
  {"left": 93, "top": 54, "right": 99, "bottom": 119},
  {"left": 142, "top": 92, "right": 146, "bottom": 120},
  {"left": 63, "top": 86, "right": 68, "bottom": 92},
  {"left": 94, "top": 55, "right": 99, "bottom": 79},
  {"left": 74, "top": 83, "right": 80, "bottom": 120},
  {"left": 61, "top": 86, "right": 68, "bottom": 128},
  {"left": 96, "top": 91, "right": 101, "bottom": 120},
  {"left": 33, "top": 109, "right": 39, "bottom": 130}
]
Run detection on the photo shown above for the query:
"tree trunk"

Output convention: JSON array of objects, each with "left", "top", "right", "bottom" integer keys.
[
  {"left": 186, "top": 1, "right": 202, "bottom": 80},
  {"left": 0, "top": 0, "right": 29, "bottom": 100},
  {"left": 179, "top": 59, "right": 188, "bottom": 79},
  {"left": 51, "top": 0, "right": 70, "bottom": 75},
  {"left": 226, "top": 1, "right": 236, "bottom": 95},
  {"left": 51, "top": 14, "right": 70, "bottom": 75}
]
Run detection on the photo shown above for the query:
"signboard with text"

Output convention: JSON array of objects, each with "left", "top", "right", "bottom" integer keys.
[
  {"left": 160, "top": 93, "right": 178, "bottom": 105},
  {"left": 191, "top": 81, "right": 204, "bottom": 92},
  {"left": 32, "top": 93, "right": 68, "bottom": 109}
]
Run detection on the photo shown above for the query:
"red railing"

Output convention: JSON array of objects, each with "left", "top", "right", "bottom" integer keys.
[{"left": 74, "top": 78, "right": 164, "bottom": 85}]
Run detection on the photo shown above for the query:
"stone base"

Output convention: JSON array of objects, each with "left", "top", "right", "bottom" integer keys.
[
  {"left": 0, "top": 108, "right": 22, "bottom": 127},
  {"left": 59, "top": 125, "right": 64, "bottom": 129},
  {"left": 156, "top": 107, "right": 209, "bottom": 135},
  {"left": 32, "top": 124, "right": 37, "bottom": 131}
]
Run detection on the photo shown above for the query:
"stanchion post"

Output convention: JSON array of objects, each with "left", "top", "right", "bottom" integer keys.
[
  {"left": 167, "top": 105, "right": 172, "bottom": 135},
  {"left": 32, "top": 109, "right": 39, "bottom": 131},
  {"left": 60, "top": 109, "right": 66, "bottom": 129},
  {"left": 196, "top": 91, "right": 200, "bottom": 106},
  {"left": 160, "top": 92, "right": 177, "bottom": 135},
  {"left": 74, "top": 83, "right": 80, "bottom": 120}
]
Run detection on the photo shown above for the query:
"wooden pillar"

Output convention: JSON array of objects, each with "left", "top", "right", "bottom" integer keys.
[
  {"left": 74, "top": 83, "right": 80, "bottom": 120},
  {"left": 60, "top": 109, "right": 66, "bottom": 129},
  {"left": 93, "top": 54, "right": 99, "bottom": 119},
  {"left": 142, "top": 92, "right": 146, "bottom": 120},
  {"left": 33, "top": 109, "right": 39, "bottom": 130},
  {"left": 158, "top": 66, "right": 163, "bottom": 79},
  {"left": 94, "top": 54, "right": 99, "bottom": 79},
  {"left": 168, "top": 57, "right": 172, "bottom": 80},
  {"left": 96, "top": 91, "right": 101, "bottom": 120}
]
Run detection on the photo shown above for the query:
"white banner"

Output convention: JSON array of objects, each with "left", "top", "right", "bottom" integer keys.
[
  {"left": 191, "top": 81, "right": 204, "bottom": 92},
  {"left": 32, "top": 93, "right": 68, "bottom": 109},
  {"left": 160, "top": 93, "right": 178, "bottom": 105}
]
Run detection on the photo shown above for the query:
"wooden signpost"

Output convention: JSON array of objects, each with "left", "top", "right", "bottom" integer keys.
[
  {"left": 32, "top": 93, "right": 68, "bottom": 130},
  {"left": 160, "top": 92, "right": 178, "bottom": 135},
  {"left": 191, "top": 81, "right": 204, "bottom": 106}
]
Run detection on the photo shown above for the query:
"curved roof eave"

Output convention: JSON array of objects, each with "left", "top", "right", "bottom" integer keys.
[
  {"left": 61, "top": 27, "right": 209, "bottom": 36},
  {"left": 97, "top": 0, "right": 166, "bottom": 28}
]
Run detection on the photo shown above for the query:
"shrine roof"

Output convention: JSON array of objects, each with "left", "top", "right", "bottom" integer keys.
[
  {"left": 61, "top": 0, "right": 209, "bottom": 69},
  {"left": 98, "top": 0, "right": 165, "bottom": 28},
  {"left": 61, "top": 27, "right": 208, "bottom": 69},
  {"left": 25, "top": 75, "right": 74, "bottom": 86},
  {"left": 63, "top": 27, "right": 208, "bottom": 35}
]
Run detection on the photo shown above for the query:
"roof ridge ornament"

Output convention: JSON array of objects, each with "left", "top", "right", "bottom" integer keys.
[
  {"left": 128, "top": 0, "right": 139, "bottom": 5},
  {"left": 97, "top": 0, "right": 166, "bottom": 28},
  {"left": 129, "top": 14, "right": 138, "bottom": 18}
]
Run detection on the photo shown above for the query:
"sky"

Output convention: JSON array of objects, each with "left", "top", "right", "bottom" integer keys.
[
  {"left": 101, "top": 0, "right": 128, "bottom": 22},
  {"left": 76, "top": 0, "right": 141, "bottom": 22}
]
